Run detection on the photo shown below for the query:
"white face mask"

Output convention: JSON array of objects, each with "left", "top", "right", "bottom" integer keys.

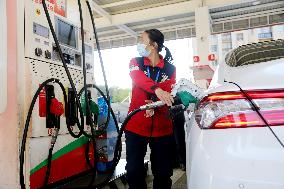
[{"left": 137, "top": 43, "right": 151, "bottom": 57}]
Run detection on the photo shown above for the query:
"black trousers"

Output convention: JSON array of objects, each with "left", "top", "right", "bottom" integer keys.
[
  {"left": 173, "top": 112, "right": 186, "bottom": 167},
  {"left": 125, "top": 131, "right": 174, "bottom": 189}
]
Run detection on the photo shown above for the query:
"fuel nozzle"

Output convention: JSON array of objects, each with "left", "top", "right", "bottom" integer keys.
[
  {"left": 67, "top": 88, "right": 78, "bottom": 126},
  {"left": 50, "top": 98, "right": 64, "bottom": 117},
  {"left": 140, "top": 91, "right": 199, "bottom": 111},
  {"left": 81, "top": 90, "right": 99, "bottom": 125},
  {"left": 46, "top": 85, "right": 64, "bottom": 129},
  {"left": 45, "top": 86, "right": 64, "bottom": 148}
]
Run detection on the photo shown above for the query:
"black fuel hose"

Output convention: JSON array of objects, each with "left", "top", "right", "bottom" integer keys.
[
  {"left": 43, "top": 147, "right": 54, "bottom": 187},
  {"left": 20, "top": 78, "right": 68, "bottom": 189},
  {"left": 78, "top": 84, "right": 120, "bottom": 186},
  {"left": 76, "top": 0, "right": 99, "bottom": 186},
  {"left": 78, "top": 84, "right": 120, "bottom": 135},
  {"left": 79, "top": 83, "right": 140, "bottom": 188},
  {"left": 77, "top": 0, "right": 95, "bottom": 138},
  {"left": 85, "top": 1, "right": 114, "bottom": 186},
  {"left": 43, "top": 0, "right": 115, "bottom": 187},
  {"left": 86, "top": 0, "right": 112, "bottom": 131},
  {"left": 42, "top": 0, "right": 88, "bottom": 138},
  {"left": 79, "top": 84, "right": 120, "bottom": 172},
  {"left": 93, "top": 108, "right": 142, "bottom": 188},
  {"left": 90, "top": 100, "right": 185, "bottom": 187}
]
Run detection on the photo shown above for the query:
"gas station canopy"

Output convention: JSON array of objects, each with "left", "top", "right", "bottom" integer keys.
[{"left": 91, "top": 0, "right": 284, "bottom": 49}]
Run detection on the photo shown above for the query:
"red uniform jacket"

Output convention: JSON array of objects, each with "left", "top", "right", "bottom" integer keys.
[{"left": 125, "top": 56, "right": 176, "bottom": 137}]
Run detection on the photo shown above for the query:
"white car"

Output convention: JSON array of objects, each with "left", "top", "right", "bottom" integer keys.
[{"left": 186, "top": 40, "right": 284, "bottom": 189}]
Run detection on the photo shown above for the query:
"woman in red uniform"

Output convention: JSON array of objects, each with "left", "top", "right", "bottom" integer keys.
[{"left": 125, "top": 29, "right": 176, "bottom": 189}]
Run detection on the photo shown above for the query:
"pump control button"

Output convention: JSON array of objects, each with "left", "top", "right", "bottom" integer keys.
[
  {"left": 86, "top": 63, "right": 92, "bottom": 70},
  {"left": 45, "top": 50, "right": 51, "bottom": 59},
  {"left": 35, "top": 48, "right": 43, "bottom": 56}
]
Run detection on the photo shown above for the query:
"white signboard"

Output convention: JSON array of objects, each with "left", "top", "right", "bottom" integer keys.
[{"left": 0, "top": 0, "right": 7, "bottom": 114}]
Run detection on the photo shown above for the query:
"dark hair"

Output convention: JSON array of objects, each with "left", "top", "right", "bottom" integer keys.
[{"left": 145, "top": 29, "right": 174, "bottom": 64}]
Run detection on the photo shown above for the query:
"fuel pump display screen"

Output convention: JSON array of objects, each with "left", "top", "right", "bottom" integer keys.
[
  {"left": 57, "top": 19, "right": 77, "bottom": 49},
  {"left": 33, "top": 23, "right": 49, "bottom": 38}
]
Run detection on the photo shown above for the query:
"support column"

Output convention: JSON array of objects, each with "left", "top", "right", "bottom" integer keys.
[
  {"left": 195, "top": 6, "right": 211, "bottom": 66},
  {"left": 193, "top": 6, "right": 214, "bottom": 88},
  {"left": 0, "top": 0, "right": 20, "bottom": 188}
]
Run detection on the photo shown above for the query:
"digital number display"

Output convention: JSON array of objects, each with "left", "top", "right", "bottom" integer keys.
[
  {"left": 33, "top": 23, "right": 49, "bottom": 38},
  {"left": 85, "top": 44, "right": 93, "bottom": 55}
]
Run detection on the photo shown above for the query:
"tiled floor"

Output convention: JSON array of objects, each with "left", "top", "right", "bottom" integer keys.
[
  {"left": 60, "top": 134, "right": 187, "bottom": 188},
  {"left": 172, "top": 173, "right": 187, "bottom": 189},
  {"left": 145, "top": 169, "right": 187, "bottom": 189},
  {"left": 97, "top": 168, "right": 187, "bottom": 189},
  {"left": 118, "top": 136, "right": 187, "bottom": 189}
]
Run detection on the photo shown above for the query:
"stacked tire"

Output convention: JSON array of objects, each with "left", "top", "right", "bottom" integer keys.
[{"left": 226, "top": 39, "right": 284, "bottom": 67}]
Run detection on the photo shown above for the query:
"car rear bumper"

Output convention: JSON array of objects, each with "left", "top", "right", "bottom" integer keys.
[{"left": 185, "top": 116, "right": 284, "bottom": 189}]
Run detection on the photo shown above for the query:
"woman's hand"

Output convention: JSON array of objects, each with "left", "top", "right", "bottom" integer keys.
[
  {"left": 154, "top": 88, "right": 174, "bottom": 106},
  {"left": 144, "top": 100, "right": 154, "bottom": 117}
]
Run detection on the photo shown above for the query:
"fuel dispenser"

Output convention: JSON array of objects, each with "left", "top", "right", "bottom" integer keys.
[{"left": 22, "top": 0, "right": 98, "bottom": 188}]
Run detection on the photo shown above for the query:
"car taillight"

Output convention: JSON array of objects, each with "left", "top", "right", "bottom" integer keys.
[{"left": 195, "top": 90, "right": 284, "bottom": 129}]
